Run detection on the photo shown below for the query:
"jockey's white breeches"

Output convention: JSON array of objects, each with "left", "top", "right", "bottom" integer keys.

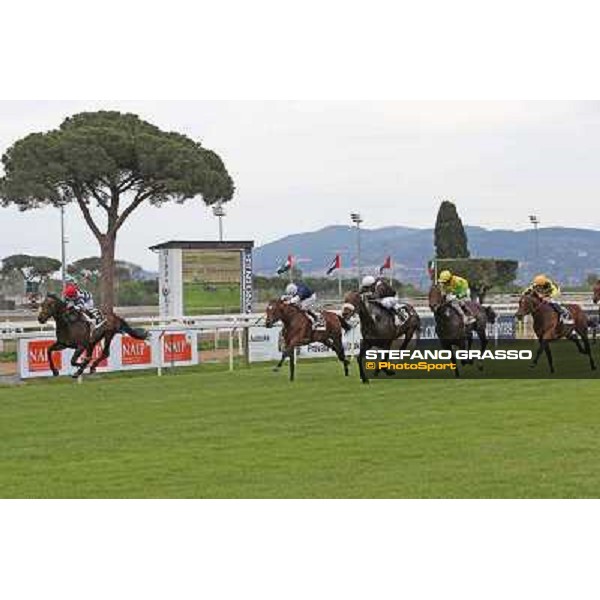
[
  {"left": 299, "top": 294, "right": 316, "bottom": 310},
  {"left": 379, "top": 296, "right": 399, "bottom": 310}
]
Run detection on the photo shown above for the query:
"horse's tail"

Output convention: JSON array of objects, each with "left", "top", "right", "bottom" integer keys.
[
  {"left": 484, "top": 306, "right": 497, "bottom": 324},
  {"left": 118, "top": 317, "right": 149, "bottom": 340}
]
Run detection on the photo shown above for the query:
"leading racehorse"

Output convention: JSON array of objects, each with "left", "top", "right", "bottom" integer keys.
[
  {"left": 343, "top": 291, "right": 421, "bottom": 384},
  {"left": 37, "top": 294, "right": 148, "bottom": 378},
  {"left": 265, "top": 299, "right": 350, "bottom": 381},
  {"left": 428, "top": 283, "right": 496, "bottom": 377},
  {"left": 516, "top": 289, "right": 595, "bottom": 373}
]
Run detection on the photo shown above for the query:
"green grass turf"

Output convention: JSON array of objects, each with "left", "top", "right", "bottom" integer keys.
[
  {"left": 183, "top": 283, "right": 240, "bottom": 313},
  {"left": 1, "top": 359, "right": 599, "bottom": 498}
]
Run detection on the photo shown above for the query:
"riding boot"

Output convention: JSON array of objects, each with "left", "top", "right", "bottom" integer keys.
[
  {"left": 456, "top": 302, "right": 475, "bottom": 326},
  {"left": 560, "top": 306, "right": 574, "bottom": 325},
  {"left": 308, "top": 310, "right": 324, "bottom": 328}
]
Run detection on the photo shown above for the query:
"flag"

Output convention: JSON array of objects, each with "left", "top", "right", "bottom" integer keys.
[
  {"left": 379, "top": 255, "right": 392, "bottom": 275},
  {"left": 427, "top": 259, "right": 436, "bottom": 279},
  {"left": 276, "top": 255, "right": 293, "bottom": 275},
  {"left": 326, "top": 254, "right": 341, "bottom": 275}
]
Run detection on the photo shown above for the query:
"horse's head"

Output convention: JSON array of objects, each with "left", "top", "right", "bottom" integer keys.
[
  {"left": 593, "top": 280, "right": 600, "bottom": 304},
  {"left": 428, "top": 284, "right": 444, "bottom": 312},
  {"left": 515, "top": 290, "right": 539, "bottom": 320},
  {"left": 265, "top": 299, "right": 284, "bottom": 328},
  {"left": 342, "top": 291, "right": 360, "bottom": 319},
  {"left": 37, "top": 294, "right": 63, "bottom": 324}
]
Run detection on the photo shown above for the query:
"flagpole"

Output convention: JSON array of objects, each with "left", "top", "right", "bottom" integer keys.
[{"left": 338, "top": 268, "right": 342, "bottom": 299}]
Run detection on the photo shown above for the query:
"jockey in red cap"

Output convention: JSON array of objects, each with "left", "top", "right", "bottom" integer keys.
[{"left": 63, "top": 278, "right": 104, "bottom": 327}]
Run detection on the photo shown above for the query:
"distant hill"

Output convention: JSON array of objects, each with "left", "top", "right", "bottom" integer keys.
[{"left": 254, "top": 225, "right": 600, "bottom": 286}]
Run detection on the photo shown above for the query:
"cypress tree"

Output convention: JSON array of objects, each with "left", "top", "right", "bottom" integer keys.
[{"left": 434, "top": 200, "right": 470, "bottom": 258}]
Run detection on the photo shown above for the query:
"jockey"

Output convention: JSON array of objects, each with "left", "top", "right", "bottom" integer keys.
[
  {"left": 526, "top": 274, "right": 573, "bottom": 324},
  {"left": 360, "top": 275, "right": 408, "bottom": 326},
  {"left": 281, "top": 281, "right": 320, "bottom": 323},
  {"left": 437, "top": 270, "right": 475, "bottom": 326},
  {"left": 63, "top": 277, "right": 104, "bottom": 326}
]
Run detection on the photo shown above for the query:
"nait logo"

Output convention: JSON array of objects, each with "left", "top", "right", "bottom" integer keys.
[
  {"left": 121, "top": 336, "right": 152, "bottom": 366},
  {"left": 28, "top": 340, "right": 62, "bottom": 372}
]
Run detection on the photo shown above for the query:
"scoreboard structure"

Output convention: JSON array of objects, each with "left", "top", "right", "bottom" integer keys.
[{"left": 149, "top": 240, "right": 254, "bottom": 318}]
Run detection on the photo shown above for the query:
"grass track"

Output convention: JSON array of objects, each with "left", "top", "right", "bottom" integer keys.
[{"left": 1, "top": 360, "right": 599, "bottom": 498}]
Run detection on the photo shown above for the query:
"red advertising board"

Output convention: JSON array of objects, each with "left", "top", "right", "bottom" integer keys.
[
  {"left": 163, "top": 333, "right": 193, "bottom": 363},
  {"left": 27, "top": 339, "right": 62, "bottom": 372},
  {"left": 82, "top": 342, "right": 109, "bottom": 368},
  {"left": 121, "top": 336, "right": 152, "bottom": 366}
]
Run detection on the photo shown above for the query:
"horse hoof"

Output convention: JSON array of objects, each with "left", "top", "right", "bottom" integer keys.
[
  {"left": 529, "top": 363, "right": 537, "bottom": 369},
  {"left": 52, "top": 371, "right": 59, "bottom": 377},
  {"left": 361, "top": 379, "right": 370, "bottom": 385}
]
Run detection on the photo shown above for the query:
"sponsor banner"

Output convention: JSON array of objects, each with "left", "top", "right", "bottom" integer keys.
[
  {"left": 20, "top": 338, "right": 65, "bottom": 378},
  {"left": 418, "top": 315, "right": 517, "bottom": 340},
  {"left": 120, "top": 335, "right": 153, "bottom": 367},
  {"left": 18, "top": 331, "right": 197, "bottom": 378},
  {"left": 248, "top": 315, "right": 517, "bottom": 363},
  {"left": 161, "top": 331, "right": 198, "bottom": 366},
  {"left": 249, "top": 326, "right": 282, "bottom": 362},
  {"left": 248, "top": 325, "right": 363, "bottom": 362}
]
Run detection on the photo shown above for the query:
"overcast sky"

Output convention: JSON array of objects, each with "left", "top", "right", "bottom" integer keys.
[{"left": 1, "top": 100, "right": 599, "bottom": 270}]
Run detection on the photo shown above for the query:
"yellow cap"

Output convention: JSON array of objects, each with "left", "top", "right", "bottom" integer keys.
[{"left": 438, "top": 270, "right": 452, "bottom": 283}]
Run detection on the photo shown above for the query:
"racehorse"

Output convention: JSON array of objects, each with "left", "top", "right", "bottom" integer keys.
[
  {"left": 265, "top": 299, "right": 350, "bottom": 381},
  {"left": 516, "top": 289, "right": 595, "bottom": 373},
  {"left": 428, "top": 284, "right": 496, "bottom": 377},
  {"left": 593, "top": 280, "right": 600, "bottom": 305},
  {"left": 343, "top": 291, "right": 421, "bottom": 384},
  {"left": 37, "top": 294, "right": 148, "bottom": 378}
]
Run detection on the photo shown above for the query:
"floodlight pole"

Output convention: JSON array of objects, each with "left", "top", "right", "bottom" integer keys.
[
  {"left": 213, "top": 202, "right": 225, "bottom": 242},
  {"left": 350, "top": 213, "right": 363, "bottom": 287},
  {"left": 529, "top": 214, "right": 540, "bottom": 268}
]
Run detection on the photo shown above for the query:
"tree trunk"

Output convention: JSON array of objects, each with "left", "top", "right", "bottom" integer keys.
[{"left": 99, "top": 234, "right": 117, "bottom": 312}]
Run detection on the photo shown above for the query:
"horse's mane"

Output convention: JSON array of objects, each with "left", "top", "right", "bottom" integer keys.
[{"left": 46, "top": 293, "right": 63, "bottom": 301}]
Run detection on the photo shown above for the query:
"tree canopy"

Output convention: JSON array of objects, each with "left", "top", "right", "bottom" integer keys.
[
  {"left": 1, "top": 254, "right": 61, "bottom": 282},
  {"left": 434, "top": 200, "right": 470, "bottom": 259},
  {"left": 68, "top": 256, "right": 143, "bottom": 282},
  {"left": 0, "top": 111, "right": 235, "bottom": 309}
]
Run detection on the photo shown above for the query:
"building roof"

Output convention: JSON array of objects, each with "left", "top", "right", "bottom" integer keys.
[{"left": 149, "top": 240, "right": 254, "bottom": 251}]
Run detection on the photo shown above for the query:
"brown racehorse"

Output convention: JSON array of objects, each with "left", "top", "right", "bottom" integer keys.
[
  {"left": 515, "top": 290, "right": 595, "bottom": 373},
  {"left": 343, "top": 291, "right": 421, "bottom": 384},
  {"left": 593, "top": 280, "right": 600, "bottom": 305},
  {"left": 428, "top": 284, "right": 496, "bottom": 377},
  {"left": 37, "top": 294, "right": 148, "bottom": 378},
  {"left": 265, "top": 299, "right": 350, "bottom": 381}
]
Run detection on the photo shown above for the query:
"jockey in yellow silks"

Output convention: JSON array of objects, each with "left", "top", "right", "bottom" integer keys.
[
  {"left": 437, "top": 270, "right": 475, "bottom": 326},
  {"left": 525, "top": 274, "right": 573, "bottom": 324}
]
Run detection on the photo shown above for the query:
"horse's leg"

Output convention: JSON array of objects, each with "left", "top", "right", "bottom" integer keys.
[
  {"left": 88, "top": 333, "right": 114, "bottom": 374},
  {"left": 542, "top": 340, "right": 554, "bottom": 374},
  {"left": 47, "top": 342, "right": 64, "bottom": 377},
  {"left": 475, "top": 328, "right": 487, "bottom": 371},
  {"left": 289, "top": 346, "right": 296, "bottom": 382},
  {"left": 530, "top": 336, "right": 545, "bottom": 368},
  {"left": 450, "top": 345, "right": 460, "bottom": 378},
  {"left": 399, "top": 320, "right": 417, "bottom": 350},
  {"left": 578, "top": 329, "right": 596, "bottom": 370},
  {"left": 358, "top": 339, "right": 369, "bottom": 384},
  {"left": 72, "top": 343, "right": 94, "bottom": 378},
  {"left": 323, "top": 333, "right": 350, "bottom": 376},
  {"left": 273, "top": 352, "right": 287, "bottom": 372}
]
